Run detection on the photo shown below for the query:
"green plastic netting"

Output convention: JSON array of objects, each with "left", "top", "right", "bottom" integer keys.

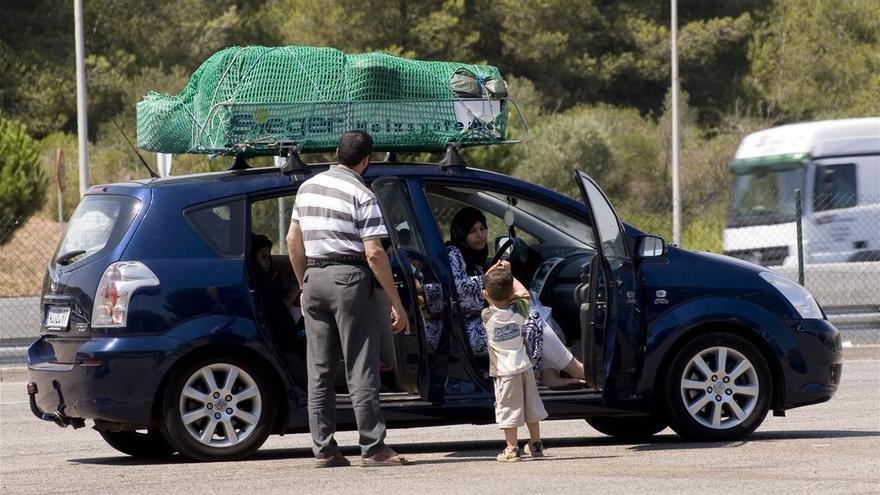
[{"left": 136, "top": 46, "right": 510, "bottom": 155}]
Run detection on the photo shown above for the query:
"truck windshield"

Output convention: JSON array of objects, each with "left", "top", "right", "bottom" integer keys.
[{"left": 728, "top": 167, "right": 803, "bottom": 228}]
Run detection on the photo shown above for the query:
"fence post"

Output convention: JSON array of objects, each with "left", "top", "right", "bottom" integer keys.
[{"left": 795, "top": 188, "right": 804, "bottom": 285}]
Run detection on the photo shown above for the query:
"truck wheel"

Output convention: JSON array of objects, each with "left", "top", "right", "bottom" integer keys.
[
  {"left": 160, "top": 353, "right": 277, "bottom": 461},
  {"left": 99, "top": 429, "right": 176, "bottom": 458},
  {"left": 586, "top": 414, "right": 667, "bottom": 440},
  {"left": 664, "top": 332, "right": 771, "bottom": 441}
]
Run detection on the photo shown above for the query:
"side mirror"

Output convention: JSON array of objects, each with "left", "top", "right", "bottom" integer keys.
[{"left": 636, "top": 234, "right": 666, "bottom": 258}]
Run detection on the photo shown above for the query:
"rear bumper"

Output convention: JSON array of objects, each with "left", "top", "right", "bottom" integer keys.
[
  {"left": 27, "top": 334, "right": 190, "bottom": 427},
  {"left": 781, "top": 318, "right": 843, "bottom": 410}
]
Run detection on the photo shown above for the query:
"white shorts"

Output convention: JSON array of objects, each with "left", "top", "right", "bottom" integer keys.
[
  {"left": 494, "top": 371, "right": 548, "bottom": 428},
  {"left": 538, "top": 326, "right": 574, "bottom": 371}
]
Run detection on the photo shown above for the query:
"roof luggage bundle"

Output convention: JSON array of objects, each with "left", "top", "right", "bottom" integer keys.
[{"left": 136, "top": 46, "right": 514, "bottom": 155}]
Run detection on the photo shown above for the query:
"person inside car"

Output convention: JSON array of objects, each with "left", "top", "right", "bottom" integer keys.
[{"left": 446, "top": 207, "right": 585, "bottom": 387}]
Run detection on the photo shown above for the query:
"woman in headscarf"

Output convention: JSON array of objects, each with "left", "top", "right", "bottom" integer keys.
[
  {"left": 446, "top": 207, "right": 585, "bottom": 387},
  {"left": 446, "top": 207, "right": 492, "bottom": 355}
]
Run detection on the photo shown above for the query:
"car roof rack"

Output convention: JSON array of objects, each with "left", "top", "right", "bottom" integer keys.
[
  {"left": 438, "top": 143, "right": 466, "bottom": 172},
  {"left": 278, "top": 143, "right": 312, "bottom": 180},
  {"left": 228, "top": 153, "right": 251, "bottom": 171}
]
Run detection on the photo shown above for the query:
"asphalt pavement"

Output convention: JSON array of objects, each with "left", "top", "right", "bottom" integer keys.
[{"left": 1, "top": 356, "right": 878, "bottom": 494}]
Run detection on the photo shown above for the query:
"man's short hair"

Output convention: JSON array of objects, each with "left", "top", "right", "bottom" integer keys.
[
  {"left": 484, "top": 265, "right": 514, "bottom": 303},
  {"left": 337, "top": 131, "right": 373, "bottom": 167}
]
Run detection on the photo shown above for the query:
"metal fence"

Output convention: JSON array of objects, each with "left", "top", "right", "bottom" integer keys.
[{"left": 1, "top": 191, "right": 877, "bottom": 364}]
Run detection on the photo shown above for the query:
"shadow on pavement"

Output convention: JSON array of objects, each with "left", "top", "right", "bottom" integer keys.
[
  {"left": 68, "top": 429, "right": 879, "bottom": 466},
  {"left": 629, "top": 429, "right": 880, "bottom": 452}
]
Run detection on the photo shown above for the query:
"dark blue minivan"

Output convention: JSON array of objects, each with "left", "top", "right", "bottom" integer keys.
[{"left": 27, "top": 155, "right": 843, "bottom": 461}]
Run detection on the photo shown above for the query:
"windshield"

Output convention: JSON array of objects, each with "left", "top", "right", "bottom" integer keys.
[
  {"left": 728, "top": 167, "right": 804, "bottom": 228},
  {"left": 483, "top": 191, "right": 593, "bottom": 248}
]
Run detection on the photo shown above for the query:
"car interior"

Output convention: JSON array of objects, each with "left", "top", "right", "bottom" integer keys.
[
  {"left": 246, "top": 195, "right": 409, "bottom": 395},
  {"left": 246, "top": 182, "right": 599, "bottom": 396},
  {"left": 422, "top": 184, "right": 597, "bottom": 366}
]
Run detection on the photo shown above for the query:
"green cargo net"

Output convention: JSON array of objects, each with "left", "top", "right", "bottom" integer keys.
[{"left": 136, "top": 46, "right": 511, "bottom": 155}]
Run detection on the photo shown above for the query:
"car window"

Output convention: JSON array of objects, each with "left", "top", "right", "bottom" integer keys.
[
  {"left": 250, "top": 195, "right": 295, "bottom": 255},
  {"left": 185, "top": 198, "right": 245, "bottom": 256},
  {"left": 424, "top": 184, "right": 591, "bottom": 253},
  {"left": 578, "top": 175, "right": 627, "bottom": 262},
  {"left": 374, "top": 179, "right": 427, "bottom": 254},
  {"left": 54, "top": 195, "right": 141, "bottom": 267},
  {"left": 813, "top": 163, "right": 857, "bottom": 211}
]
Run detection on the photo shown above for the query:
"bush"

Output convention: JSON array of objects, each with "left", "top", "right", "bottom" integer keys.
[
  {"left": 0, "top": 115, "right": 47, "bottom": 244},
  {"left": 509, "top": 106, "right": 615, "bottom": 199}
]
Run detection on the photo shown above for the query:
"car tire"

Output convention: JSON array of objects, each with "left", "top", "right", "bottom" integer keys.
[
  {"left": 159, "top": 352, "right": 277, "bottom": 461},
  {"left": 586, "top": 414, "right": 667, "bottom": 440},
  {"left": 99, "top": 429, "right": 176, "bottom": 458},
  {"left": 663, "top": 332, "right": 771, "bottom": 441}
]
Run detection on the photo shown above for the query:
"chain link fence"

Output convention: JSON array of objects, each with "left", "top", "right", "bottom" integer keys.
[
  {"left": 1, "top": 191, "right": 878, "bottom": 365},
  {"left": 0, "top": 215, "right": 62, "bottom": 364}
]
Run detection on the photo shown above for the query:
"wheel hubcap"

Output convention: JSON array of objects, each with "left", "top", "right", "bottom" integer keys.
[
  {"left": 679, "top": 346, "right": 759, "bottom": 430},
  {"left": 179, "top": 363, "right": 262, "bottom": 447}
]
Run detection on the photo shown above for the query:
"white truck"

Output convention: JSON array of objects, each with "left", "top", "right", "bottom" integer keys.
[{"left": 723, "top": 118, "right": 880, "bottom": 267}]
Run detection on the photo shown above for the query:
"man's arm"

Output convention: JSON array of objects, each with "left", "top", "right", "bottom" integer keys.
[
  {"left": 286, "top": 221, "right": 307, "bottom": 288},
  {"left": 364, "top": 238, "right": 410, "bottom": 334}
]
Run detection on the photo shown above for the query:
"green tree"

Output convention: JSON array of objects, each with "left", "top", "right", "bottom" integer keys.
[
  {"left": 747, "top": 0, "right": 880, "bottom": 120},
  {"left": 0, "top": 115, "right": 47, "bottom": 244},
  {"left": 508, "top": 106, "right": 615, "bottom": 199}
]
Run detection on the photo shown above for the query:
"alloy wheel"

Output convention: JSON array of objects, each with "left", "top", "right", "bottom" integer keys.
[
  {"left": 178, "top": 363, "right": 263, "bottom": 448},
  {"left": 679, "top": 346, "right": 760, "bottom": 430}
]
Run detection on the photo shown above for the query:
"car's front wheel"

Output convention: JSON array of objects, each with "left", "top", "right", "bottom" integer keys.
[
  {"left": 664, "top": 332, "right": 771, "bottom": 441},
  {"left": 160, "top": 353, "right": 277, "bottom": 461},
  {"left": 99, "top": 429, "right": 176, "bottom": 458}
]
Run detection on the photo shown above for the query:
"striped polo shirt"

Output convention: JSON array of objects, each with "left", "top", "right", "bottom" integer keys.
[{"left": 290, "top": 165, "right": 387, "bottom": 258}]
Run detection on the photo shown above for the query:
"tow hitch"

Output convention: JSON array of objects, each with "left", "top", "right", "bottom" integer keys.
[{"left": 27, "top": 381, "right": 86, "bottom": 429}]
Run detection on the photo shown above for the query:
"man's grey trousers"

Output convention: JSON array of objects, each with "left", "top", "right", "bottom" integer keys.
[{"left": 301, "top": 264, "right": 390, "bottom": 458}]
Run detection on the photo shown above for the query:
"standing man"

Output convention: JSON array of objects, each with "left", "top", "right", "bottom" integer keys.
[{"left": 287, "top": 131, "right": 410, "bottom": 467}]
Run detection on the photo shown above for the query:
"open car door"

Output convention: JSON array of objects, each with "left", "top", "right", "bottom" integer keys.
[
  {"left": 574, "top": 171, "right": 640, "bottom": 396},
  {"left": 372, "top": 177, "right": 432, "bottom": 397}
]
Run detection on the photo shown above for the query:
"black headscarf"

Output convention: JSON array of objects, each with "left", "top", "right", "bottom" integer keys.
[{"left": 450, "top": 206, "right": 489, "bottom": 276}]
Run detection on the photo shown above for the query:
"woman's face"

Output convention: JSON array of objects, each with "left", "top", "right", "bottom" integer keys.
[{"left": 465, "top": 221, "right": 488, "bottom": 251}]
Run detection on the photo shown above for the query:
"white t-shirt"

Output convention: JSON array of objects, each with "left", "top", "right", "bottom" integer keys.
[{"left": 482, "top": 304, "right": 533, "bottom": 377}]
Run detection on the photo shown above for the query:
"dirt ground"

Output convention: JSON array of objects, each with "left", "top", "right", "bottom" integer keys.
[{"left": 0, "top": 214, "right": 62, "bottom": 297}]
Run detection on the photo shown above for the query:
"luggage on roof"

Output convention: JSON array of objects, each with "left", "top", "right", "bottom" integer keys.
[{"left": 136, "top": 46, "right": 513, "bottom": 155}]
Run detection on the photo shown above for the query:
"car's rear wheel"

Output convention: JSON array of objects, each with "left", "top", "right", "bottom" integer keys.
[
  {"left": 664, "top": 332, "right": 771, "bottom": 441},
  {"left": 586, "top": 414, "right": 667, "bottom": 440},
  {"left": 99, "top": 429, "right": 176, "bottom": 458},
  {"left": 160, "top": 353, "right": 277, "bottom": 461}
]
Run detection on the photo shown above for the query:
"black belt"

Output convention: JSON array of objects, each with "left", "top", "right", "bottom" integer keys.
[{"left": 306, "top": 256, "right": 368, "bottom": 268}]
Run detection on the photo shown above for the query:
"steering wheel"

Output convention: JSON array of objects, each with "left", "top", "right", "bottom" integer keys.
[{"left": 489, "top": 237, "right": 515, "bottom": 268}]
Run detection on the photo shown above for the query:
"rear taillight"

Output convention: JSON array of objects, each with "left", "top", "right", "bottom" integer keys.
[{"left": 91, "top": 261, "right": 159, "bottom": 328}]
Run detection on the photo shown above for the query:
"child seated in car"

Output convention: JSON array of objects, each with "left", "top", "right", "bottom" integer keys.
[{"left": 481, "top": 261, "right": 549, "bottom": 462}]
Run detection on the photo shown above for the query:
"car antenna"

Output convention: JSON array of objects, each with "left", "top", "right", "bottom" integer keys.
[{"left": 111, "top": 117, "right": 160, "bottom": 178}]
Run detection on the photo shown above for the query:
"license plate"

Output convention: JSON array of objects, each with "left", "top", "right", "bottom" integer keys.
[{"left": 44, "top": 306, "right": 71, "bottom": 330}]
